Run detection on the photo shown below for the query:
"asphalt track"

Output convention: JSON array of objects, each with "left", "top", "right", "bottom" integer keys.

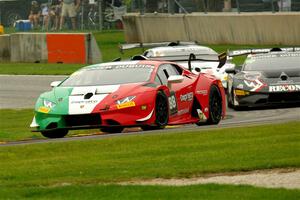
[{"left": 0, "top": 75, "right": 299, "bottom": 146}]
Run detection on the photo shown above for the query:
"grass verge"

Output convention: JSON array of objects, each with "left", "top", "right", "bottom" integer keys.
[
  {"left": 0, "top": 184, "right": 299, "bottom": 200},
  {"left": 0, "top": 109, "right": 99, "bottom": 142},
  {"left": 0, "top": 121, "right": 299, "bottom": 188}
]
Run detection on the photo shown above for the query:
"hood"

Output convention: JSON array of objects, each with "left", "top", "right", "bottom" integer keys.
[{"left": 37, "top": 82, "right": 155, "bottom": 115}]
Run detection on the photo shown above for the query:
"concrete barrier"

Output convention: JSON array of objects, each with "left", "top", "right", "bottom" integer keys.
[
  {"left": 0, "top": 33, "right": 102, "bottom": 64},
  {"left": 123, "top": 12, "right": 300, "bottom": 45},
  {"left": 0, "top": 34, "right": 10, "bottom": 62}
]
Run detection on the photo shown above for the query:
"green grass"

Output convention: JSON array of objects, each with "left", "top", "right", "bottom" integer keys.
[
  {"left": 0, "top": 31, "right": 287, "bottom": 75},
  {"left": 0, "top": 184, "right": 299, "bottom": 200},
  {"left": 0, "top": 109, "right": 99, "bottom": 142},
  {"left": 0, "top": 121, "right": 299, "bottom": 188}
]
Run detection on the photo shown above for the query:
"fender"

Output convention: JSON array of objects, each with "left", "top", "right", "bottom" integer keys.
[{"left": 194, "top": 73, "right": 226, "bottom": 119}]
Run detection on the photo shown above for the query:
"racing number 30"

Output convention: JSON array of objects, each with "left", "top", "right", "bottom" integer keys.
[{"left": 168, "top": 92, "right": 178, "bottom": 115}]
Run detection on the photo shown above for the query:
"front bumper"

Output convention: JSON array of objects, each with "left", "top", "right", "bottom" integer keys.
[
  {"left": 31, "top": 103, "right": 155, "bottom": 132},
  {"left": 234, "top": 90, "right": 300, "bottom": 107}
]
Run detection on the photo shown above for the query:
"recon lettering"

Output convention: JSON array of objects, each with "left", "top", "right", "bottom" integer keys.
[{"left": 269, "top": 85, "right": 300, "bottom": 92}]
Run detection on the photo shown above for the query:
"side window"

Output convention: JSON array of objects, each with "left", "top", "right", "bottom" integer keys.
[
  {"left": 171, "top": 64, "right": 183, "bottom": 75},
  {"left": 162, "top": 64, "right": 182, "bottom": 76},
  {"left": 156, "top": 64, "right": 183, "bottom": 86},
  {"left": 157, "top": 66, "right": 168, "bottom": 85},
  {"left": 154, "top": 75, "right": 162, "bottom": 85}
]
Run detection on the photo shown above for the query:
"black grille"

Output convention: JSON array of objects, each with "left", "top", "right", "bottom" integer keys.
[
  {"left": 64, "top": 114, "right": 101, "bottom": 127},
  {"left": 268, "top": 92, "right": 300, "bottom": 103}
]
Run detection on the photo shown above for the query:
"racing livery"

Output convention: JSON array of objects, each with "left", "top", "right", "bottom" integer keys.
[
  {"left": 30, "top": 60, "right": 226, "bottom": 138},
  {"left": 226, "top": 49, "right": 300, "bottom": 109}
]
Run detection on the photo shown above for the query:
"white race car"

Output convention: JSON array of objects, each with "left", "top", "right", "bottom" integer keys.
[{"left": 121, "top": 42, "right": 235, "bottom": 88}]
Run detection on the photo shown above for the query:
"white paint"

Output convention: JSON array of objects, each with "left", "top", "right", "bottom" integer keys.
[
  {"left": 136, "top": 109, "right": 154, "bottom": 122},
  {"left": 69, "top": 85, "right": 120, "bottom": 115}
]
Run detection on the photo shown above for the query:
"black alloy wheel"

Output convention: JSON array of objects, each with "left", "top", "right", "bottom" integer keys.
[
  {"left": 141, "top": 91, "right": 168, "bottom": 131},
  {"left": 206, "top": 85, "right": 223, "bottom": 125}
]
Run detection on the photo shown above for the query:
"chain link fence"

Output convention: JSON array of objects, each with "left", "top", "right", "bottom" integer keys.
[{"left": 0, "top": 0, "right": 299, "bottom": 30}]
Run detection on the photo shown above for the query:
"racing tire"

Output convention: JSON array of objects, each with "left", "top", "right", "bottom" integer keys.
[
  {"left": 41, "top": 130, "right": 68, "bottom": 139},
  {"left": 141, "top": 91, "right": 168, "bottom": 131},
  {"left": 100, "top": 127, "right": 124, "bottom": 134},
  {"left": 206, "top": 85, "right": 223, "bottom": 125}
]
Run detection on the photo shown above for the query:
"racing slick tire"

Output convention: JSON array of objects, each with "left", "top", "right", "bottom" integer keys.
[
  {"left": 41, "top": 130, "right": 69, "bottom": 139},
  {"left": 141, "top": 91, "right": 168, "bottom": 131},
  {"left": 206, "top": 85, "right": 223, "bottom": 125},
  {"left": 100, "top": 127, "right": 124, "bottom": 134}
]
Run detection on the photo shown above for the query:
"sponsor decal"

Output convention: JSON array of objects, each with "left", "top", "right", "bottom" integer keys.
[
  {"left": 38, "top": 106, "right": 50, "bottom": 113},
  {"left": 196, "top": 90, "right": 208, "bottom": 95},
  {"left": 234, "top": 89, "right": 249, "bottom": 96},
  {"left": 71, "top": 100, "right": 98, "bottom": 104},
  {"left": 117, "top": 101, "right": 136, "bottom": 109},
  {"left": 177, "top": 108, "right": 189, "bottom": 115},
  {"left": 168, "top": 92, "right": 178, "bottom": 115},
  {"left": 269, "top": 84, "right": 300, "bottom": 92},
  {"left": 180, "top": 92, "right": 193, "bottom": 102},
  {"left": 244, "top": 79, "right": 266, "bottom": 92}
]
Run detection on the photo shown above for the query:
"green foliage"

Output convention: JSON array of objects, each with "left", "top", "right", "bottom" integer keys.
[{"left": 1, "top": 121, "right": 299, "bottom": 188}]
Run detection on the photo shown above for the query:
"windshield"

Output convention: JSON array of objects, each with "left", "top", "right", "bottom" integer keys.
[
  {"left": 60, "top": 64, "right": 154, "bottom": 87},
  {"left": 243, "top": 53, "right": 300, "bottom": 71}
]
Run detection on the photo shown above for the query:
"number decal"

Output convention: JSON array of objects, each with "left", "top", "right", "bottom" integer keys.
[{"left": 168, "top": 92, "right": 178, "bottom": 115}]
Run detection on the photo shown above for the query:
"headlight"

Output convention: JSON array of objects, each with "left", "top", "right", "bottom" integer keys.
[
  {"left": 43, "top": 99, "right": 56, "bottom": 108},
  {"left": 116, "top": 96, "right": 136, "bottom": 105}
]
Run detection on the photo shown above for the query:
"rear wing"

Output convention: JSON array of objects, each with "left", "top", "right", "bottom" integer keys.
[
  {"left": 228, "top": 47, "right": 300, "bottom": 57},
  {"left": 119, "top": 41, "right": 198, "bottom": 54},
  {"left": 187, "top": 52, "right": 227, "bottom": 72}
]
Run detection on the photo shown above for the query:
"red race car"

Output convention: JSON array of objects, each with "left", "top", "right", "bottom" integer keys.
[{"left": 31, "top": 59, "right": 226, "bottom": 138}]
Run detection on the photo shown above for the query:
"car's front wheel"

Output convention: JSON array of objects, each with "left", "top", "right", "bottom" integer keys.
[
  {"left": 206, "top": 85, "right": 223, "bottom": 125},
  {"left": 141, "top": 91, "right": 168, "bottom": 131},
  {"left": 41, "top": 130, "right": 68, "bottom": 139}
]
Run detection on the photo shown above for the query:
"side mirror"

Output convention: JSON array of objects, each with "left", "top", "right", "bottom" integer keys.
[
  {"left": 225, "top": 68, "right": 237, "bottom": 74},
  {"left": 50, "top": 81, "right": 62, "bottom": 88},
  {"left": 167, "top": 75, "right": 184, "bottom": 88}
]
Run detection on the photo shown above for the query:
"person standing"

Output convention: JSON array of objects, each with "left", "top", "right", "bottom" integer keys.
[{"left": 60, "top": 0, "right": 81, "bottom": 30}]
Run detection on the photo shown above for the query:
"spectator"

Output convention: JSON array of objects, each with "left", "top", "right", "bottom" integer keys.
[
  {"left": 60, "top": 0, "right": 81, "bottom": 30},
  {"left": 28, "top": 1, "right": 41, "bottom": 29},
  {"left": 278, "top": 0, "right": 291, "bottom": 11},
  {"left": 50, "top": 0, "right": 63, "bottom": 30},
  {"left": 41, "top": 3, "right": 50, "bottom": 31}
]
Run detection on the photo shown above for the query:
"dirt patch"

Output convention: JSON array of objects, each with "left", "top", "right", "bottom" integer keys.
[{"left": 121, "top": 168, "right": 300, "bottom": 189}]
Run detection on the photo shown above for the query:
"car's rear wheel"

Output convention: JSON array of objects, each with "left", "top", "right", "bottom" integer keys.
[
  {"left": 206, "top": 85, "right": 223, "bottom": 125},
  {"left": 41, "top": 130, "right": 68, "bottom": 139},
  {"left": 141, "top": 91, "right": 168, "bottom": 131},
  {"left": 100, "top": 127, "right": 124, "bottom": 134}
]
